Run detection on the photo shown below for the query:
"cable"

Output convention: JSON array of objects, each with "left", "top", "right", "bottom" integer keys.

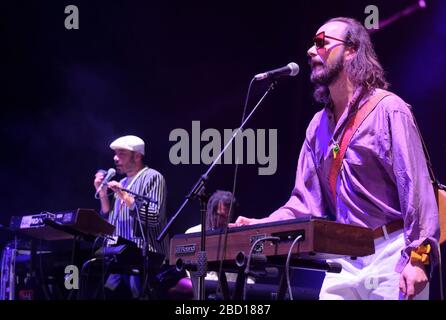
[
  {"left": 79, "top": 257, "right": 99, "bottom": 299},
  {"left": 133, "top": 199, "right": 151, "bottom": 300},
  {"left": 241, "top": 78, "right": 256, "bottom": 126},
  {"left": 436, "top": 184, "right": 445, "bottom": 300},
  {"left": 216, "top": 78, "right": 255, "bottom": 293},
  {"left": 101, "top": 240, "right": 110, "bottom": 300},
  {"left": 78, "top": 235, "right": 106, "bottom": 300},
  {"left": 437, "top": 244, "right": 444, "bottom": 300},
  {"left": 94, "top": 189, "right": 114, "bottom": 200},
  {"left": 134, "top": 200, "right": 147, "bottom": 245},
  {"left": 214, "top": 159, "right": 240, "bottom": 296},
  {"left": 243, "top": 236, "right": 279, "bottom": 300},
  {"left": 285, "top": 235, "right": 303, "bottom": 300}
]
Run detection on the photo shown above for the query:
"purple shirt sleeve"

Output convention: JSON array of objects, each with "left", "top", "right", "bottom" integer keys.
[
  {"left": 259, "top": 93, "right": 440, "bottom": 273},
  {"left": 386, "top": 99, "right": 440, "bottom": 272},
  {"left": 263, "top": 137, "right": 327, "bottom": 223}
]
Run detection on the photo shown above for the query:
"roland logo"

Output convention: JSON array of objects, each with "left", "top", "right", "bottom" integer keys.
[{"left": 175, "top": 244, "right": 196, "bottom": 255}]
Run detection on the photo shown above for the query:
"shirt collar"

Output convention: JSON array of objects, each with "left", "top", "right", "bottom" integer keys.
[{"left": 325, "top": 86, "right": 374, "bottom": 139}]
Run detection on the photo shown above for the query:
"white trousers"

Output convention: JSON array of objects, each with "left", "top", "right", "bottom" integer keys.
[{"left": 319, "top": 230, "right": 429, "bottom": 300}]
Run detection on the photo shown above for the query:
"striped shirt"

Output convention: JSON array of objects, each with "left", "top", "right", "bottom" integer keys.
[{"left": 107, "top": 166, "right": 168, "bottom": 257}]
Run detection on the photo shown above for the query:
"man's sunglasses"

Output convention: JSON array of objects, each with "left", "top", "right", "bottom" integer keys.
[{"left": 313, "top": 31, "right": 348, "bottom": 49}]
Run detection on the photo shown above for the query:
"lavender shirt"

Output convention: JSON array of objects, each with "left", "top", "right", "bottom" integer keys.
[{"left": 262, "top": 88, "right": 440, "bottom": 272}]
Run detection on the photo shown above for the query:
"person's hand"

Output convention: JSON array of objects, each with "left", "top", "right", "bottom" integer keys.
[
  {"left": 107, "top": 180, "right": 123, "bottom": 194},
  {"left": 399, "top": 260, "right": 428, "bottom": 300},
  {"left": 228, "top": 216, "right": 263, "bottom": 228},
  {"left": 94, "top": 171, "right": 107, "bottom": 197},
  {"left": 107, "top": 181, "right": 135, "bottom": 208}
]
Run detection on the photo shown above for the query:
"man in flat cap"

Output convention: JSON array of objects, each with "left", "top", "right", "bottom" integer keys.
[{"left": 93, "top": 135, "right": 168, "bottom": 299}]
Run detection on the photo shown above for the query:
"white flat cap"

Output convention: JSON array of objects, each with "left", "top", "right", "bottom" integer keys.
[{"left": 110, "top": 135, "right": 145, "bottom": 156}]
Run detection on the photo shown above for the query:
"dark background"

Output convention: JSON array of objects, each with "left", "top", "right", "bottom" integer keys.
[{"left": 1, "top": 0, "right": 445, "bottom": 240}]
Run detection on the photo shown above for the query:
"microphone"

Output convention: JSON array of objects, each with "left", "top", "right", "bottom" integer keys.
[
  {"left": 95, "top": 168, "right": 116, "bottom": 197},
  {"left": 254, "top": 62, "right": 300, "bottom": 81}
]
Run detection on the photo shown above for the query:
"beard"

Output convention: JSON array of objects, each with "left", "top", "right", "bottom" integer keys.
[
  {"left": 310, "top": 54, "right": 345, "bottom": 104},
  {"left": 310, "top": 56, "right": 344, "bottom": 86},
  {"left": 116, "top": 166, "right": 124, "bottom": 175},
  {"left": 115, "top": 153, "right": 137, "bottom": 175}
]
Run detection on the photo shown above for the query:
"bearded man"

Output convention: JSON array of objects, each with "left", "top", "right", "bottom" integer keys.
[{"left": 233, "top": 17, "right": 440, "bottom": 300}]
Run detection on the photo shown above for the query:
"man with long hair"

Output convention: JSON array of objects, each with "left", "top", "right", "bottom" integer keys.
[
  {"left": 186, "top": 190, "right": 237, "bottom": 233},
  {"left": 233, "top": 17, "right": 440, "bottom": 300},
  {"left": 167, "top": 190, "right": 238, "bottom": 300}
]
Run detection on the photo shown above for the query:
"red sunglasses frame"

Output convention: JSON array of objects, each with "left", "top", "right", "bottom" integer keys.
[{"left": 313, "top": 31, "right": 348, "bottom": 49}]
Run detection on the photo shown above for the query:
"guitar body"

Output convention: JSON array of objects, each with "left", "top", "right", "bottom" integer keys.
[{"left": 437, "top": 187, "right": 446, "bottom": 244}]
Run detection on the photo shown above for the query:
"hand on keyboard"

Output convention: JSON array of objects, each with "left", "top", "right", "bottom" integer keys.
[{"left": 229, "top": 216, "right": 262, "bottom": 227}]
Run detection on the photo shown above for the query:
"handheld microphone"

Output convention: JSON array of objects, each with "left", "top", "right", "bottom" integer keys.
[
  {"left": 95, "top": 168, "right": 116, "bottom": 197},
  {"left": 254, "top": 62, "right": 300, "bottom": 81}
]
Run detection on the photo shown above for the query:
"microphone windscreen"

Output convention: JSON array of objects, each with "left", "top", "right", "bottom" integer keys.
[
  {"left": 107, "top": 168, "right": 116, "bottom": 177},
  {"left": 287, "top": 62, "right": 300, "bottom": 76}
]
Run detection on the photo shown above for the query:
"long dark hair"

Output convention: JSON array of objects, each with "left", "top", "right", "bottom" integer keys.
[
  {"left": 205, "top": 190, "right": 236, "bottom": 230},
  {"left": 314, "top": 17, "right": 389, "bottom": 104}
]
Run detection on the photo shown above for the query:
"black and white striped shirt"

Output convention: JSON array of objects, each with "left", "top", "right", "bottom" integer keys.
[{"left": 107, "top": 167, "right": 168, "bottom": 256}]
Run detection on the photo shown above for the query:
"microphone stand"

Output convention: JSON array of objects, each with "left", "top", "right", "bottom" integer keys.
[
  {"left": 196, "top": 188, "right": 209, "bottom": 300},
  {"left": 120, "top": 188, "right": 158, "bottom": 205},
  {"left": 157, "top": 80, "right": 278, "bottom": 300}
]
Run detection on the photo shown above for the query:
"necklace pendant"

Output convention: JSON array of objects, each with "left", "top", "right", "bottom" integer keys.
[{"left": 333, "top": 144, "right": 340, "bottom": 159}]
